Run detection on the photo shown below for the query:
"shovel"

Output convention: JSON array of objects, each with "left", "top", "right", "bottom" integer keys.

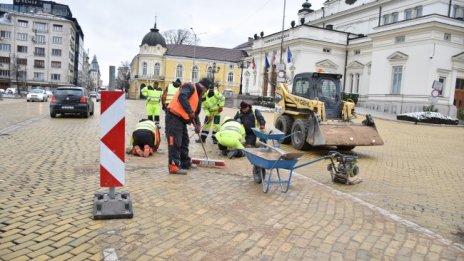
[{"left": 191, "top": 121, "right": 225, "bottom": 167}]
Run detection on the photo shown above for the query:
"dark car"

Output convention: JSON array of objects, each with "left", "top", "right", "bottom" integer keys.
[{"left": 50, "top": 87, "right": 94, "bottom": 118}]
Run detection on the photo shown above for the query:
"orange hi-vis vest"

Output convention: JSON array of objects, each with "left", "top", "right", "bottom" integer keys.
[{"left": 167, "top": 83, "right": 199, "bottom": 121}]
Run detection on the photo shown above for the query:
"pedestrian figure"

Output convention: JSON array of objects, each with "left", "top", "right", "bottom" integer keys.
[
  {"left": 165, "top": 78, "right": 210, "bottom": 174},
  {"left": 141, "top": 81, "right": 163, "bottom": 127},
  {"left": 162, "top": 78, "right": 182, "bottom": 110},
  {"left": 130, "top": 119, "right": 161, "bottom": 157},
  {"left": 234, "top": 101, "right": 266, "bottom": 147},
  {"left": 216, "top": 117, "right": 246, "bottom": 159},
  {"left": 196, "top": 86, "right": 225, "bottom": 144}
]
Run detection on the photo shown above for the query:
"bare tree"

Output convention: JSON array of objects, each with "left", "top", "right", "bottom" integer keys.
[
  {"left": 162, "top": 28, "right": 198, "bottom": 45},
  {"left": 116, "top": 61, "right": 131, "bottom": 92}
]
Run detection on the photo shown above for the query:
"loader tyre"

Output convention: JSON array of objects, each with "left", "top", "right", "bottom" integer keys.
[
  {"left": 291, "top": 119, "right": 311, "bottom": 150},
  {"left": 336, "top": 145, "right": 356, "bottom": 151},
  {"left": 274, "top": 115, "right": 294, "bottom": 144}
]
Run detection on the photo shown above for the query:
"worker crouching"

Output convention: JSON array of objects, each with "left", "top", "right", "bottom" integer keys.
[
  {"left": 234, "top": 101, "right": 266, "bottom": 147},
  {"left": 216, "top": 117, "right": 246, "bottom": 159},
  {"left": 130, "top": 119, "right": 161, "bottom": 157},
  {"left": 197, "top": 87, "right": 225, "bottom": 144}
]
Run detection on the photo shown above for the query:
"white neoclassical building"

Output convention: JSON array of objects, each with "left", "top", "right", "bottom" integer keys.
[{"left": 242, "top": 0, "right": 464, "bottom": 117}]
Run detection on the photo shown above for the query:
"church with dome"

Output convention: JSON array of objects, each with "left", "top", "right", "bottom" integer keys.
[{"left": 129, "top": 23, "right": 246, "bottom": 99}]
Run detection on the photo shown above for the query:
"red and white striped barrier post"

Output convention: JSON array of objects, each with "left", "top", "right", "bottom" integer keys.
[{"left": 93, "top": 91, "right": 133, "bottom": 219}]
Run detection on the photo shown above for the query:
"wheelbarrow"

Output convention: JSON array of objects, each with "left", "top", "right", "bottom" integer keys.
[
  {"left": 244, "top": 141, "right": 361, "bottom": 193},
  {"left": 251, "top": 127, "right": 300, "bottom": 148}
]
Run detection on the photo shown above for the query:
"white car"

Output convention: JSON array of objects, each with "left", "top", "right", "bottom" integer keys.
[
  {"left": 45, "top": 90, "right": 53, "bottom": 98},
  {"left": 27, "top": 89, "right": 48, "bottom": 102}
]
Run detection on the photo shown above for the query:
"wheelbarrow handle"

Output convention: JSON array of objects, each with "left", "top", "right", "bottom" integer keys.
[{"left": 278, "top": 131, "right": 301, "bottom": 142}]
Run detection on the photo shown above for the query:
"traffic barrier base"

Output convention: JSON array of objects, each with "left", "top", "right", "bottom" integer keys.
[{"left": 92, "top": 189, "right": 133, "bottom": 219}]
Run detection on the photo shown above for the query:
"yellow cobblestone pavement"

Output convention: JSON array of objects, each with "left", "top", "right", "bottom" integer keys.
[{"left": 0, "top": 98, "right": 463, "bottom": 260}]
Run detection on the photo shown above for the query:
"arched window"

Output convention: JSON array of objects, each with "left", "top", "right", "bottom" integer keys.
[
  {"left": 142, "top": 62, "right": 147, "bottom": 76},
  {"left": 192, "top": 65, "right": 199, "bottom": 82},
  {"left": 227, "top": 72, "right": 234, "bottom": 84},
  {"left": 154, "top": 63, "right": 160, "bottom": 76},
  {"left": 207, "top": 67, "right": 213, "bottom": 79},
  {"left": 176, "top": 64, "right": 183, "bottom": 80}
]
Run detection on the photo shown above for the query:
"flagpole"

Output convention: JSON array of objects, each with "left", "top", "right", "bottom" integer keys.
[{"left": 279, "top": 0, "right": 287, "bottom": 64}]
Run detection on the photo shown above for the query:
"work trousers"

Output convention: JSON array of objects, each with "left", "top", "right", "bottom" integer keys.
[
  {"left": 166, "top": 112, "right": 192, "bottom": 169},
  {"left": 133, "top": 129, "right": 154, "bottom": 148},
  {"left": 200, "top": 113, "right": 221, "bottom": 142}
]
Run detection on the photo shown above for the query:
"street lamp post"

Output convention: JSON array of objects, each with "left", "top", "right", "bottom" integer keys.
[
  {"left": 211, "top": 62, "right": 220, "bottom": 88},
  {"left": 237, "top": 61, "right": 249, "bottom": 95}
]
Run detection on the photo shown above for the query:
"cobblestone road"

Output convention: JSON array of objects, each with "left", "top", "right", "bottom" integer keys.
[{"left": 0, "top": 98, "right": 463, "bottom": 260}]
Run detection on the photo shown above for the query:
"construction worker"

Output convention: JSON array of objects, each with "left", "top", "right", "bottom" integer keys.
[
  {"left": 141, "top": 81, "right": 163, "bottom": 127},
  {"left": 216, "top": 117, "right": 246, "bottom": 159},
  {"left": 166, "top": 78, "right": 211, "bottom": 174},
  {"left": 129, "top": 119, "right": 161, "bottom": 157},
  {"left": 234, "top": 101, "right": 266, "bottom": 147},
  {"left": 162, "top": 78, "right": 182, "bottom": 110},
  {"left": 196, "top": 86, "right": 225, "bottom": 144}
]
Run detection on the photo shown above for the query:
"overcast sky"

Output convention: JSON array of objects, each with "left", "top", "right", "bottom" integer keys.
[{"left": 55, "top": 0, "right": 325, "bottom": 85}]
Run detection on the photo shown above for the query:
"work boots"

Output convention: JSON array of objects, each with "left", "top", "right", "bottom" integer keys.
[
  {"left": 227, "top": 150, "right": 237, "bottom": 159},
  {"left": 169, "top": 163, "right": 187, "bottom": 175}
]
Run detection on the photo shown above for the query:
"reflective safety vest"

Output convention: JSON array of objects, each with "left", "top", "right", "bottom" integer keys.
[
  {"left": 202, "top": 89, "right": 225, "bottom": 116},
  {"left": 135, "top": 120, "right": 156, "bottom": 132},
  {"left": 167, "top": 83, "right": 199, "bottom": 121},
  {"left": 221, "top": 120, "right": 245, "bottom": 136},
  {"left": 165, "top": 84, "right": 178, "bottom": 105},
  {"left": 141, "top": 86, "right": 162, "bottom": 103}
]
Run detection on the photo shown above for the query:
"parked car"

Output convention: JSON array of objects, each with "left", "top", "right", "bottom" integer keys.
[
  {"left": 27, "top": 89, "right": 48, "bottom": 102},
  {"left": 50, "top": 87, "right": 94, "bottom": 118},
  {"left": 89, "top": 91, "right": 101, "bottom": 102},
  {"left": 45, "top": 90, "right": 53, "bottom": 98},
  {"left": 5, "top": 88, "right": 17, "bottom": 94}
]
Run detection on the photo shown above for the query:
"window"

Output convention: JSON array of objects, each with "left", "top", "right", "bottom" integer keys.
[
  {"left": 52, "top": 49, "right": 61, "bottom": 56},
  {"left": 349, "top": 74, "right": 354, "bottom": 93},
  {"left": 18, "top": 71, "right": 26, "bottom": 79},
  {"left": 0, "top": 70, "right": 9, "bottom": 77},
  {"left": 51, "top": 61, "right": 61, "bottom": 68},
  {"left": 35, "top": 35, "right": 46, "bottom": 44},
  {"left": 52, "top": 36, "right": 62, "bottom": 44},
  {"left": 207, "top": 67, "right": 213, "bottom": 79},
  {"left": 395, "top": 35, "right": 405, "bottom": 44},
  {"left": 383, "top": 14, "right": 390, "bottom": 25},
  {"left": 33, "top": 72, "right": 44, "bottom": 80},
  {"left": 227, "top": 72, "right": 234, "bottom": 84},
  {"left": 323, "top": 48, "right": 331, "bottom": 53},
  {"left": 355, "top": 73, "right": 360, "bottom": 94},
  {"left": 405, "top": 9, "right": 412, "bottom": 20},
  {"left": 191, "top": 65, "right": 199, "bottom": 82},
  {"left": 18, "top": 20, "right": 28, "bottom": 27},
  {"left": 392, "top": 12, "right": 399, "bottom": 23},
  {"left": 453, "top": 5, "right": 464, "bottom": 18},
  {"left": 176, "top": 64, "right": 183, "bottom": 79},
  {"left": 33, "top": 22, "right": 47, "bottom": 32},
  {"left": 438, "top": 77, "right": 446, "bottom": 96},
  {"left": 354, "top": 49, "right": 361, "bottom": 55},
  {"left": 17, "top": 58, "right": 27, "bottom": 65},
  {"left": 17, "top": 45, "right": 27, "bottom": 53},
  {"left": 142, "top": 62, "right": 147, "bottom": 75},
  {"left": 34, "top": 60, "right": 45, "bottom": 68},
  {"left": 53, "top": 24, "right": 63, "bottom": 32},
  {"left": 415, "top": 6, "right": 423, "bottom": 17},
  {"left": 0, "top": 44, "right": 11, "bottom": 52},
  {"left": 0, "top": 56, "right": 10, "bottom": 63},
  {"left": 16, "top": 32, "right": 27, "bottom": 41},
  {"left": 455, "top": 78, "right": 464, "bottom": 90},
  {"left": 391, "top": 66, "right": 403, "bottom": 94},
  {"left": 154, "top": 62, "right": 160, "bottom": 76},
  {"left": 229, "top": 64, "right": 234, "bottom": 70},
  {"left": 444, "top": 33, "right": 451, "bottom": 41},
  {"left": 34, "top": 47, "right": 45, "bottom": 56},
  {"left": 0, "top": 31, "right": 11, "bottom": 39},
  {"left": 51, "top": 74, "right": 60, "bottom": 81}
]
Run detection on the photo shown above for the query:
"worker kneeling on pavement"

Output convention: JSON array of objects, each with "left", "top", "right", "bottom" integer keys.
[
  {"left": 216, "top": 117, "right": 246, "bottom": 159},
  {"left": 197, "top": 86, "right": 225, "bottom": 144},
  {"left": 234, "top": 101, "right": 266, "bottom": 147},
  {"left": 130, "top": 119, "right": 161, "bottom": 157}
]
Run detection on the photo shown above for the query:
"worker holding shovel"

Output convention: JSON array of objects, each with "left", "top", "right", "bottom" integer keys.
[
  {"left": 165, "top": 78, "right": 210, "bottom": 174},
  {"left": 196, "top": 87, "right": 225, "bottom": 144}
]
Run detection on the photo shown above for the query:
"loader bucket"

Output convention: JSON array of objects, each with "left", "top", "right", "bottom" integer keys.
[{"left": 307, "top": 114, "right": 384, "bottom": 147}]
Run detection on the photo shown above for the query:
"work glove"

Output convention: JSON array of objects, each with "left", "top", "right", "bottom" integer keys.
[
  {"left": 162, "top": 105, "right": 167, "bottom": 111},
  {"left": 195, "top": 123, "right": 201, "bottom": 134},
  {"left": 218, "top": 107, "right": 223, "bottom": 113}
]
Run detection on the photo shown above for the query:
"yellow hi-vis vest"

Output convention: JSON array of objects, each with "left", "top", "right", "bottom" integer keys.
[{"left": 165, "top": 84, "right": 178, "bottom": 105}]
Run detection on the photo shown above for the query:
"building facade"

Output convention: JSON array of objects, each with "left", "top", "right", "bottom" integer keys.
[
  {"left": 129, "top": 24, "right": 246, "bottom": 99},
  {"left": 0, "top": 0, "right": 86, "bottom": 92},
  {"left": 245, "top": 0, "right": 464, "bottom": 116},
  {"left": 89, "top": 55, "right": 101, "bottom": 90}
]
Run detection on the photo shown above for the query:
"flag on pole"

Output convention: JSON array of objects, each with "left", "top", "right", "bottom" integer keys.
[
  {"left": 251, "top": 57, "right": 256, "bottom": 69},
  {"left": 287, "top": 47, "right": 293, "bottom": 64},
  {"left": 265, "top": 56, "right": 270, "bottom": 69}
]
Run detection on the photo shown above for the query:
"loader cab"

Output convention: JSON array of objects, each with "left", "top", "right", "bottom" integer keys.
[{"left": 292, "top": 73, "right": 342, "bottom": 118}]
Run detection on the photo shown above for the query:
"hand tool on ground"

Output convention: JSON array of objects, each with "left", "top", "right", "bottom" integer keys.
[{"left": 191, "top": 121, "right": 225, "bottom": 167}]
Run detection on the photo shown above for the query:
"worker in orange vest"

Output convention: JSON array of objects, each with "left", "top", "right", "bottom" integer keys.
[{"left": 166, "top": 78, "right": 211, "bottom": 174}]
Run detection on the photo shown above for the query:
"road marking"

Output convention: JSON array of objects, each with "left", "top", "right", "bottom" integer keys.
[
  {"left": 103, "top": 248, "right": 119, "bottom": 261},
  {"left": 296, "top": 173, "right": 464, "bottom": 252}
]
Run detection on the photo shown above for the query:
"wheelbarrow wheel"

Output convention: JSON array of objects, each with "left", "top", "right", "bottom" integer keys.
[{"left": 253, "top": 166, "right": 266, "bottom": 184}]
